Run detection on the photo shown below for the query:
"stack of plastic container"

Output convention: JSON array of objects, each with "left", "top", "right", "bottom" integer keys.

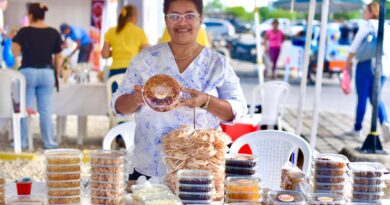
[
  {"left": 225, "top": 154, "right": 257, "bottom": 177},
  {"left": 89, "top": 150, "right": 127, "bottom": 205},
  {"left": 176, "top": 169, "right": 214, "bottom": 204},
  {"left": 132, "top": 182, "right": 181, "bottom": 205},
  {"left": 45, "top": 149, "right": 82, "bottom": 205},
  {"left": 268, "top": 190, "right": 305, "bottom": 205},
  {"left": 225, "top": 176, "right": 262, "bottom": 203},
  {"left": 0, "top": 172, "right": 4, "bottom": 205},
  {"left": 349, "top": 162, "right": 386, "bottom": 204},
  {"left": 306, "top": 193, "right": 345, "bottom": 205},
  {"left": 313, "top": 154, "right": 349, "bottom": 195}
]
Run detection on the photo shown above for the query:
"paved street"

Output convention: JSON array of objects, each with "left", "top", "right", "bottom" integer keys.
[{"left": 234, "top": 58, "right": 390, "bottom": 153}]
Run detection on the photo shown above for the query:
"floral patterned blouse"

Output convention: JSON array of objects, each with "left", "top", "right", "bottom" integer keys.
[{"left": 111, "top": 43, "right": 247, "bottom": 176}]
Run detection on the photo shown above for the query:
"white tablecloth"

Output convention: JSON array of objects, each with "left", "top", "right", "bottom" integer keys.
[
  {"left": 52, "top": 83, "right": 108, "bottom": 116},
  {"left": 51, "top": 83, "right": 108, "bottom": 145}
]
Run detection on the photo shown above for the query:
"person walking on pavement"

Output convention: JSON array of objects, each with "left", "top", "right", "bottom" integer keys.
[
  {"left": 12, "top": 2, "right": 63, "bottom": 149},
  {"left": 264, "top": 19, "right": 284, "bottom": 79},
  {"left": 344, "top": 2, "right": 390, "bottom": 141},
  {"left": 60, "top": 23, "right": 92, "bottom": 63}
]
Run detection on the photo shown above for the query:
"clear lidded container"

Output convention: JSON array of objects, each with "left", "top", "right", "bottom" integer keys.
[
  {"left": 177, "top": 169, "right": 214, "bottom": 185},
  {"left": 89, "top": 149, "right": 126, "bottom": 166},
  {"left": 307, "top": 193, "right": 345, "bottom": 205},
  {"left": 349, "top": 162, "right": 387, "bottom": 178},
  {"left": 314, "top": 154, "right": 349, "bottom": 169},
  {"left": 225, "top": 154, "right": 257, "bottom": 168},
  {"left": 225, "top": 176, "right": 261, "bottom": 193},
  {"left": 268, "top": 190, "right": 305, "bottom": 205},
  {"left": 45, "top": 149, "right": 82, "bottom": 165}
]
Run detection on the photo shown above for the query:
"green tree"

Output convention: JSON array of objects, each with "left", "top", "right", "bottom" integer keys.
[
  {"left": 225, "top": 6, "right": 254, "bottom": 22},
  {"left": 205, "top": 0, "right": 225, "bottom": 14}
]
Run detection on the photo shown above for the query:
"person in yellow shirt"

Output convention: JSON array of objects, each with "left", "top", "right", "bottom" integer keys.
[
  {"left": 101, "top": 5, "right": 149, "bottom": 78},
  {"left": 159, "top": 25, "right": 210, "bottom": 47}
]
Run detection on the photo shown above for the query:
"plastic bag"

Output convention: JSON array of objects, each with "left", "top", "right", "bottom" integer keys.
[
  {"left": 340, "top": 69, "right": 351, "bottom": 95},
  {"left": 3, "top": 38, "right": 15, "bottom": 68},
  {"left": 280, "top": 162, "right": 308, "bottom": 191}
]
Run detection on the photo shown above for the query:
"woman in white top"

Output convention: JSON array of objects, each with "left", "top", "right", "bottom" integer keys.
[
  {"left": 112, "top": 0, "right": 247, "bottom": 178},
  {"left": 345, "top": 2, "right": 390, "bottom": 140}
]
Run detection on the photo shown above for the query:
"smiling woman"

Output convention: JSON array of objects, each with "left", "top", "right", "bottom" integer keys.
[{"left": 111, "top": 0, "right": 247, "bottom": 179}]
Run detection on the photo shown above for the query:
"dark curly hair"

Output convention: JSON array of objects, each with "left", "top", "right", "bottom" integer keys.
[{"left": 163, "top": 0, "right": 203, "bottom": 15}]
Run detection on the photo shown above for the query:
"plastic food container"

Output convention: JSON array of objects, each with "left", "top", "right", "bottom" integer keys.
[
  {"left": 315, "top": 154, "right": 349, "bottom": 169},
  {"left": 7, "top": 195, "right": 45, "bottom": 205},
  {"left": 45, "top": 149, "right": 82, "bottom": 165},
  {"left": 225, "top": 154, "right": 257, "bottom": 168},
  {"left": 47, "top": 180, "right": 80, "bottom": 189},
  {"left": 46, "top": 172, "right": 81, "bottom": 181},
  {"left": 225, "top": 177, "right": 261, "bottom": 193},
  {"left": 225, "top": 166, "right": 256, "bottom": 176},
  {"left": 177, "top": 170, "right": 213, "bottom": 185},
  {"left": 177, "top": 183, "right": 213, "bottom": 193},
  {"left": 352, "top": 184, "right": 385, "bottom": 193},
  {"left": 91, "top": 195, "right": 123, "bottom": 205},
  {"left": 178, "top": 191, "right": 212, "bottom": 201},
  {"left": 90, "top": 149, "right": 126, "bottom": 166},
  {"left": 307, "top": 193, "right": 345, "bottom": 205},
  {"left": 315, "top": 182, "right": 346, "bottom": 191},
  {"left": 314, "top": 168, "right": 347, "bottom": 177},
  {"left": 314, "top": 175, "right": 346, "bottom": 183},
  {"left": 349, "top": 162, "right": 386, "bottom": 178},
  {"left": 90, "top": 180, "right": 126, "bottom": 190},
  {"left": 135, "top": 194, "right": 182, "bottom": 205},
  {"left": 90, "top": 163, "right": 125, "bottom": 173},
  {"left": 143, "top": 74, "right": 181, "bottom": 112},
  {"left": 352, "top": 192, "right": 384, "bottom": 202},
  {"left": 225, "top": 191, "right": 262, "bottom": 201},
  {"left": 47, "top": 195, "right": 80, "bottom": 204},
  {"left": 46, "top": 164, "right": 81, "bottom": 172},
  {"left": 90, "top": 188, "right": 125, "bottom": 198},
  {"left": 353, "top": 176, "right": 383, "bottom": 185},
  {"left": 268, "top": 190, "right": 305, "bottom": 205},
  {"left": 90, "top": 172, "right": 125, "bottom": 181},
  {"left": 181, "top": 199, "right": 212, "bottom": 204},
  {"left": 131, "top": 183, "right": 171, "bottom": 194},
  {"left": 47, "top": 187, "right": 80, "bottom": 196}
]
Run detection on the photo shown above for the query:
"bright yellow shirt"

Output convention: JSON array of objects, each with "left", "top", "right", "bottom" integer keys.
[
  {"left": 104, "top": 23, "right": 148, "bottom": 69},
  {"left": 159, "top": 27, "right": 210, "bottom": 47}
]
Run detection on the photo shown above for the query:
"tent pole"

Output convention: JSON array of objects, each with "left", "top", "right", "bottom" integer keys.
[
  {"left": 295, "top": 0, "right": 316, "bottom": 136},
  {"left": 310, "top": 0, "right": 330, "bottom": 150},
  {"left": 290, "top": 0, "right": 295, "bottom": 13},
  {"left": 254, "top": 0, "right": 264, "bottom": 85}
]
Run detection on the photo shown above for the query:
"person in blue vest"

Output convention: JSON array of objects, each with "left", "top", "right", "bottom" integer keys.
[{"left": 60, "top": 23, "right": 92, "bottom": 63}]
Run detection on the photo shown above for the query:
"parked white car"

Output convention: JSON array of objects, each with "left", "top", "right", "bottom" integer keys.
[{"left": 204, "top": 18, "right": 236, "bottom": 40}]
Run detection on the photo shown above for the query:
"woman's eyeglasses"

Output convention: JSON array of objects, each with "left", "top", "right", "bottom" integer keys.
[{"left": 165, "top": 13, "right": 200, "bottom": 23}]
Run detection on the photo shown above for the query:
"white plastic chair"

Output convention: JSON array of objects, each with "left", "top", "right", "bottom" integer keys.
[
  {"left": 249, "top": 81, "right": 290, "bottom": 130},
  {"left": 106, "top": 74, "right": 134, "bottom": 128},
  {"left": 0, "top": 69, "right": 30, "bottom": 153},
  {"left": 102, "top": 121, "right": 135, "bottom": 151},
  {"left": 229, "top": 130, "right": 312, "bottom": 190}
]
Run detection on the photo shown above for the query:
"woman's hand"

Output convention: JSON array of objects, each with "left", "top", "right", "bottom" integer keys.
[
  {"left": 180, "top": 88, "right": 208, "bottom": 109},
  {"left": 133, "top": 85, "right": 145, "bottom": 106},
  {"left": 115, "top": 85, "right": 144, "bottom": 115}
]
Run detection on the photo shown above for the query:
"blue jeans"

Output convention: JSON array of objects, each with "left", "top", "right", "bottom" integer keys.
[
  {"left": 78, "top": 43, "right": 92, "bottom": 63},
  {"left": 20, "top": 68, "right": 57, "bottom": 148},
  {"left": 354, "top": 60, "right": 388, "bottom": 131}
]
